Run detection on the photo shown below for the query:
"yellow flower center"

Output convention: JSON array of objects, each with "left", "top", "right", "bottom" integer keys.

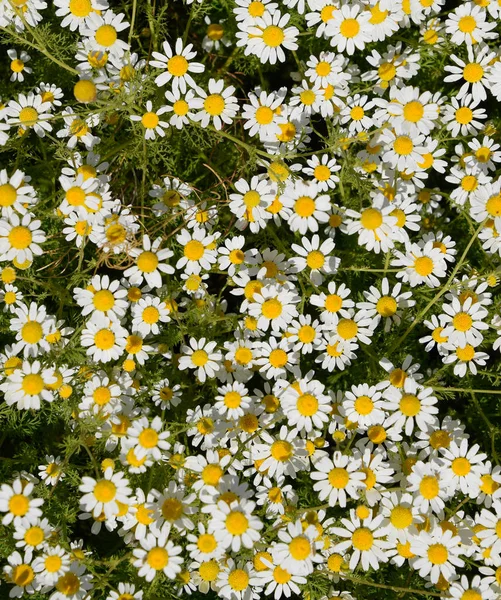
[
  {"left": 403, "top": 101, "right": 424, "bottom": 123},
  {"left": 207, "top": 23, "right": 224, "bottom": 40},
  {"left": 74, "top": 80, "right": 96, "bottom": 103},
  {"left": 204, "top": 94, "right": 225, "bottom": 116},
  {"left": 328, "top": 467, "right": 349, "bottom": 488},
  {"left": 453, "top": 312, "right": 473, "bottom": 332},
  {"left": 141, "top": 112, "right": 159, "bottom": 129},
  {"left": 414, "top": 256, "right": 433, "bottom": 276},
  {"left": 361, "top": 207, "right": 383, "bottom": 230},
  {"left": 486, "top": 194, "right": 501, "bottom": 216},
  {"left": 184, "top": 240, "right": 205, "bottom": 260},
  {"left": 19, "top": 107, "right": 38, "bottom": 126},
  {"left": 456, "top": 344, "right": 476, "bottom": 362},
  {"left": 427, "top": 543, "right": 448, "bottom": 564},
  {"left": 393, "top": 135, "right": 414, "bottom": 155},
  {"left": 24, "top": 526, "right": 44, "bottom": 546},
  {"left": 340, "top": 18, "right": 360, "bottom": 38},
  {"left": 297, "top": 393, "right": 319, "bottom": 416},
  {"left": 192, "top": 349, "right": 209, "bottom": 367},
  {"left": 390, "top": 506, "right": 413, "bottom": 529},
  {"left": 352, "top": 527, "right": 374, "bottom": 550},
  {"left": 138, "top": 427, "right": 159, "bottom": 448},
  {"left": 197, "top": 533, "right": 217, "bottom": 553},
  {"left": 45, "top": 556, "right": 63, "bottom": 573},
  {"left": 269, "top": 348, "right": 288, "bottom": 368},
  {"left": 21, "top": 373, "right": 44, "bottom": 395},
  {"left": 337, "top": 318, "right": 357, "bottom": 340},
  {"left": 0, "top": 184, "right": 17, "bottom": 207},
  {"left": 9, "top": 494, "right": 29, "bottom": 516},
  {"left": 11, "top": 59, "right": 24, "bottom": 73},
  {"left": 452, "top": 457, "right": 471, "bottom": 476},
  {"left": 270, "top": 439, "right": 293, "bottom": 461},
  {"left": 262, "top": 25, "right": 285, "bottom": 47},
  {"left": 199, "top": 560, "right": 219, "bottom": 582},
  {"left": 147, "top": 547, "right": 169, "bottom": 570},
  {"left": 69, "top": 0, "right": 91, "bottom": 16},
  {"left": 95, "top": 24, "right": 117, "bottom": 47},
  {"left": 456, "top": 107, "right": 473, "bottom": 125},
  {"left": 289, "top": 536, "right": 311, "bottom": 560},
  {"left": 12, "top": 564, "right": 35, "bottom": 587},
  {"left": 376, "top": 296, "right": 397, "bottom": 316},
  {"left": 94, "top": 329, "right": 115, "bottom": 350},
  {"left": 56, "top": 573, "right": 80, "bottom": 595},
  {"left": 458, "top": 15, "right": 476, "bottom": 33},
  {"left": 419, "top": 476, "right": 439, "bottom": 499},
  {"left": 93, "top": 480, "right": 116, "bottom": 502},
  {"left": 167, "top": 55, "right": 188, "bottom": 76},
  {"left": 354, "top": 395, "right": 374, "bottom": 415},
  {"left": 400, "top": 393, "right": 420, "bottom": 417},
  {"left": 162, "top": 498, "right": 183, "bottom": 521},
  {"left": 226, "top": 511, "right": 249, "bottom": 535},
  {"left": 21, "top": 320, "right": 43, "bottom": 344},
  {"left": 228, "top": 569, "right": 249, "bottom": 591},
  {"left": 9, "top": 226, "right": 32, "bottom": 249}
]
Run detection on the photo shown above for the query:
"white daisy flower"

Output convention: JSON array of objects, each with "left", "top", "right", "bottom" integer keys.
[
  {"left": 240, "top": 10, "right": 299, "bottom": 65},
  {"left": 208, "top": 499, "right": 262, "bottom": 552},
  {"left": 178, "top": 337, "right": 222, "bottom": 383},
  {"left": 150, "top": 38, "right": 205, "bottom": 93},
  {"left": 80, "top": 313, "right": 128, "bottom": 363},
  {"left": 191, "top": 78, "right": 239, "bottom": 131},
  {"left": 311, "top": 450, "right": 365, "bottom": 507},
  {"left": 133, "top": 526, "right": 183, "bottom": 582}
]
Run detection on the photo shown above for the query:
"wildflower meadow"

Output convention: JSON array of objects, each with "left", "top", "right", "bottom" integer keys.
[{"left": 0, "top": 0, "right": 501, "bottom": 599}]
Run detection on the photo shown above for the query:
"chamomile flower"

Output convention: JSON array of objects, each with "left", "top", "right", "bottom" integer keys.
[
  {"left": 82, "top": 11, "right": 130, "bottom": 58},
  {"left": 0, "top": 212, "right": 46, "bottom": 264},
  {"left": 209, "top": 499, "right": 263, "bottom": 552},
  {"left": 74, "top": 275, "right": 128, "bottom": 321},
  {"left": 280, "top": 378, "right": 331, "bottom": 433},
  {"left": 179, "top": 337, "right": 222, "bottom": 383},
  {"left": 251, "top": 426, "right": 308, "bottom": 480},
  {"left": 411, "top": 527, "right": 465, "bottom": 584},
  {"left": 229, "top": 176, "right": 274, "bottom": 234},
  {"left": 241, "top": 10, "right": 299, "bottom": 65},
  {"left": 79, "top": 467, "right": 131, "bottom": 519},
  {"left": 133, "top": 527, "right": 184, "bottom": 582},
  {"left": 192, "top": 79, "right": 239, "bottom": 130},
  {"left": 150, "top": 38, "right": 205, "bottom": 92},
  {"left": 392, "top": 241, "right": 448, "bottom": 288},
  {"left": 33, "top": 546, "right": 71, "bottom": 586},
  {"left": 10, "top": 301, "right": 53, "bottom": 358},
  {"left": 345, "top": 200, "right": 398, "bottom": 253},
  {"left": 38, "top": 456, "right": 64, "bottom": 486},
  {"left": 327, "top": 2, "right": 372, "bottom": 55},
  {"left": 290, "top": 234, "right": 339, "bottom": 285},
  {"left": 303, "top": 154, "right": 341, "bottom": 191},
  {"left": 283, "top": 180, "right": 331, "bottom": 234},
  {"left": 5, "top": 93, "right": 52, "bottom": 137},
  {"left": 384, "top": 382, "right": 439, "bottom": 436},
  {"left": 357, "top": 278, "right": 415, "bottom": 332},
  {"left": 0, "top": 478, "right": 44, "bottom": 526},
  {"left": 272, "top": 519, "right": 321, "bottom": 575},
  {"left": 80, "top": 313, "right": 128, "bottom": 363},
  {"left": 330, "top": 510, "right": 391, "bottom": 571},
  {"left": 445, "top": 3, "right": 497, "bottom": 46},
  {"left": 130, "top": 101, "right": 170, "bottom": 140},
  {"left": 124, "top": 235, "right": 174, "bottom": 289},
  {"left": 1, "top": 360, "right": 56, "bottom": 410},
  {"left": 311, "top": 451, "right": 365, "bottom": 507},
  {"left": 176, "top": 228, "right": 219, "bottom": 275},
  {"left": 163, "top": 88, "right": 197, "bottom": 129},
  {"left": 242, "top": 89, "right": 286, "bottom": 138},
  {"left": 444, "top": 45, "right": 495, "bottom": 104},
  {"left": 442, "top": 94, "right": 487, "bottom": 137}
]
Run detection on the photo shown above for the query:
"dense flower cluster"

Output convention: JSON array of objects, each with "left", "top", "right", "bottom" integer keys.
[{"left": 0, "top": 1, "right": 501, "bottom": 600}]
